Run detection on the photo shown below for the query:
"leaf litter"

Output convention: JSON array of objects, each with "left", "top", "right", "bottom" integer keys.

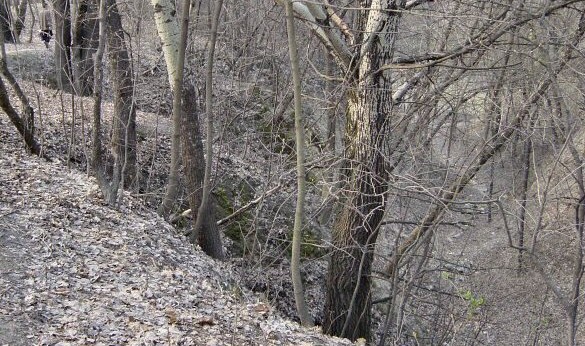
[{"left": 0, "top": 115, "right": 352, "bottom": 345}]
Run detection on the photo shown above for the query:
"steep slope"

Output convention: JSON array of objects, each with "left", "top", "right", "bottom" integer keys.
[{"left": 0, "top": 116, "right": 352, "bottom": 345}]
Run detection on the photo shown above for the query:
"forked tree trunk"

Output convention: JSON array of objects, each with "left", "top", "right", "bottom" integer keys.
[{"left": 322, "top": 0, "right": 401, "bottom": 340}]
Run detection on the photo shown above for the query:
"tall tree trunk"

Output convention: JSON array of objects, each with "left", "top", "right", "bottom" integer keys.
[
  {"left": 284, "top": 0, "right": 312, "bottom": 327},
  {"left": 322, "top": 0, "right": 402, "bottom": 340},
  {"left": 153, "top": 0, "right": 181, "bottom": 216},
  {"left": 323, "top": 91, "right": 390, "bottom": 341},
  {"left": 53, "top": 0, "right": 73, "bottom": 92},
  {"left": 71, "top": 0, "right": 98, "bottom": 96},
  {"left": 106, "top": 0, "right": 137, "bottom": 190},
  {"left": 191, "top": 0, "right": 224, "bottom": 259},
  {"left": 182, "top": 85, "right": 223, "bottom": 258},
  {"left": 90, "top": 0, "right": 115, "bottom": 202}
]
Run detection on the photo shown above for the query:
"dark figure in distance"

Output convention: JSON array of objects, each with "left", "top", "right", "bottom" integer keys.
[{"left": 39, "top": 3, "right": 52, "bottom": 48}]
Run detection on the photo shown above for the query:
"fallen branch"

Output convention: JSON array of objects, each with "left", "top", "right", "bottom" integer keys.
[
  {"left": 218, "top": 182, "right": 283, "bottom": 225},
  {"left": 380, "top": 219, "right": 472, "bottom": 227},
  {"left": 171, "top": 182, "right": 284, "bottom": 226}
]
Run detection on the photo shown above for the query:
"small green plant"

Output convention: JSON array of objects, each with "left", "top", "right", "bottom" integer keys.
[
  {"left": 460, "top": 289, "right": 485, "bottom": 316},
  {"left": 440, "top": 271, "right": 452, "bottom": 280},
  {"left": 441, "top": 271, "right": 485, "bottom": 317}
]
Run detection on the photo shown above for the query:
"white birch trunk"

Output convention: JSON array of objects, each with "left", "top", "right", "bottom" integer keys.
[{"left": 151, "top": 0, "right": 180, "bottom": 88}]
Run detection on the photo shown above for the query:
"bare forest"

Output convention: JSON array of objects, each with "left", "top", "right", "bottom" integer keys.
[{"left": 1, "top": 0, "right": 585, "bottom": 345}]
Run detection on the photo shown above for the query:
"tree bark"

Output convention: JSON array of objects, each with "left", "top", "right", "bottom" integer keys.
[
  {"left": 71, "top": 0, "right": 98, "bottom": 96},
  {"left": 53, "top": 0, "right": 73, "bottom": 92},
  {"left": 322, "top": 0, "right": 403, "bottom": 340},
  {"left": 154, "top": 0, "right": 182, "bottom": 217},
  {"left": 192, "top": 0, "right": 224, "bottom": 259},
  {"left": 323, "top": 92, "right": 390, "bottom": 341},
  {"left": 182, "top": 85, "right": 223, "bottom": 258},
  {"left": 106, "top": 0, "right": 137, "bottom": 190},
  {"left": 284, "top": 0, "right": 313, "bottom": 327},
  {"left": 151, "top": 0, "right": 180, "bottom": 89}
]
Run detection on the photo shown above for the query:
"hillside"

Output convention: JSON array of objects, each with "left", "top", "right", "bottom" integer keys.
[
  {"left": 3, "top": 2, "right": 585, "bottom": 343},
  {"left": 0, "top": 92, "right": 351, "bottom": 345}
]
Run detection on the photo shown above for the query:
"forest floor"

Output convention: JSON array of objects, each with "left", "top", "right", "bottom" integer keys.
[
  {"left": 0, "top": 41, "right": 354, "bottom": 345},
  {"left": 2, "top": 33, "right": 583, "bottom": 345}
]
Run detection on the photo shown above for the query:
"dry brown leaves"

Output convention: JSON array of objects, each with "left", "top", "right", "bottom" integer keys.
[{"left": 0, "top": 107, "right": 351, "bottom": 345}]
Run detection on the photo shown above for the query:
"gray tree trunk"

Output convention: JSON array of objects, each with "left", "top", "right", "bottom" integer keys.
[
  {"left": 53, "top": 0, "right": 73, "bottom": 92},
  {"left": 106, "top": 0, "right": 137, "bottom": 191},
  {"left": 322, "top": 0, "right": 403, "bottom": 339},
  {"left": 284, "top": 0, "right": 313, "bottom": 327},
  {"left": 71, "top": 0, "right": 98, "bottom": 96},
  {"left": 192, "top": 0, "right": 224, "bottom": 259},
  {"left": 182, "top": 85, "right": 224, "bottom": 259}
]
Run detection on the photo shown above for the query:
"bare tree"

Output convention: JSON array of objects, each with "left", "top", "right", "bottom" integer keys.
[
  {"left": 191, "top": 0, "right": 225, "bottom": 258},
  {"left": 0, "top": 32, "right": 41, "bottom": 155},
  {"left": 280, "top": 0, "right": 585, "bottom": 341},
  {"left": 153, "top": 0, "right": 223, "bottom": 258},
  {"left": 0, "top": 27, "right": 42, "bottom": 156},
  {"left": 284, "top": 0, "right": 313, "bottom": 327}
]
